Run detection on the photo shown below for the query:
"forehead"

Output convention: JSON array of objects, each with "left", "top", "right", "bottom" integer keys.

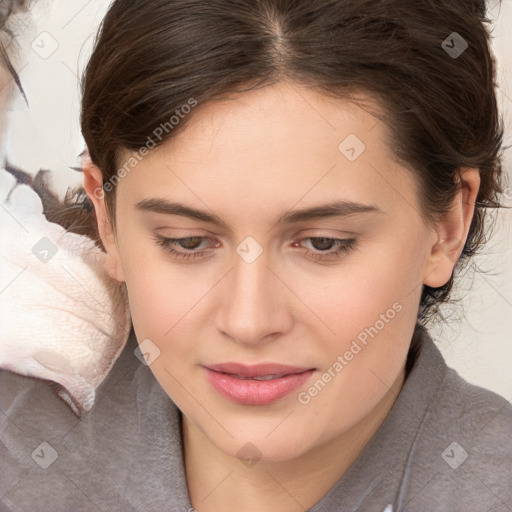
[
  {"left": 158, "top": 82, "right": 389, "bottom": 159},
  {"left": 116, "top": 81, "right": 420, "bottom": 223}
]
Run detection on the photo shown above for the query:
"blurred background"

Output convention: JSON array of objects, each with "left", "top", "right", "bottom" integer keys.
[{"left": 1, "top": 0, "right": 511, "bottom": 401}]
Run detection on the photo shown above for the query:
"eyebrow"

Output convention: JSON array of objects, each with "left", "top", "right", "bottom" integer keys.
[{"left": 134, "top": 198, "right": 382, "bottom": 228}]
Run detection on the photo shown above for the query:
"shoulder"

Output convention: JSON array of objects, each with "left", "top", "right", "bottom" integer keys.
[
  {"left": 404, "top": 342, "right": 512, "bottom": 511},
  {"left": 0, "top": 331, "right": 181, "bottom": 511},
  {"left": 0, "top": 327, "right": 143, "bottom": 428}
]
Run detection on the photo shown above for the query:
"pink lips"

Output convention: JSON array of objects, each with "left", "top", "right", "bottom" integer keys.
[{"left": 204, "top": 362, "right": 315, "bottom": 405}]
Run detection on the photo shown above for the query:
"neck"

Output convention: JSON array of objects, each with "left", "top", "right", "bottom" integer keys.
[{"left": 182, "top": 367, "right": 405, "bottom": 512}]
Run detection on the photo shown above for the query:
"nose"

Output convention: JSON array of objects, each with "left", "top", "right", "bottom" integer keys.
[{"left": 215, "top": 246, "right": 293, "bottom": 346}]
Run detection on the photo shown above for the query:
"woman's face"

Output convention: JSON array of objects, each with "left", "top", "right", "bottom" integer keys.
[{"left": 107, "top": 82, "right": 446, "bottom": 462}]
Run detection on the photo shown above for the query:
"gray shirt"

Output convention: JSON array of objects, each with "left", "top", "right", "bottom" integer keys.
[{"left": 1, "top": 324, "right": 511, "bottom": 512}]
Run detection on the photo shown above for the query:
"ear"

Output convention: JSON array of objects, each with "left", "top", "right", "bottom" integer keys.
[
  {"left": 81, "top": 148, "right": 125, "bottom": 283},
  {"left": 423, "top": 167, "right": 480, "bottom": 288}
]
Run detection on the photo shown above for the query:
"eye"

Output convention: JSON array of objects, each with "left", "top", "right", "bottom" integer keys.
[
  {"left": 294, "top": 237, "right": 357, "bottom": 261},
  {"left": 152, "top": 235, "right": 357, "bottom": 262},
  {"left": 153, "top": 235, "right": 218, "bottom": 260}
]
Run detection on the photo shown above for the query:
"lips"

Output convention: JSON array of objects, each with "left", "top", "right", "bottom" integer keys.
[
  {"left": 203, "top": 362, "right": 315, "bottom": 405},
  {"left": 205, "top": 362, "right": 313, "bottom": 378}
]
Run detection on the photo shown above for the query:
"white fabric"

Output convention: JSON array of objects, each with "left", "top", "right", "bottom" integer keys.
[{"left": 0, "top": 167, "right": 131, "bottom": 416}]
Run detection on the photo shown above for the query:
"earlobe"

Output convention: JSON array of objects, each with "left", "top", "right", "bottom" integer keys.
[
  {"left": 423, "top": 236, "right": 464, "bottom": 288},
  {"left": 423, "top": 168, "right": 480, "bottom": 289},
  {"left": 81, "top": 148, "right": 125, "bottom": 283}
]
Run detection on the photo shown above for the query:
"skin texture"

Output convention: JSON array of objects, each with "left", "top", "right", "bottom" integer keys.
[{"left": 83, "top": 81, "right": 480, "bottom": 512}]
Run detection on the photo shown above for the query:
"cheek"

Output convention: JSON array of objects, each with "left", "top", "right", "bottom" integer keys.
[
  {"left": 123, "top": 269, "right": 172, "bottom": 335},
  {"left": 291, "top": 239, "right": 423, "bottom": 415},
  {"left": 109, "top": 224, "right": 189, "bottom": 393},
  {"left": 296, "top": 269, "right": 416, "bottom": 433},
  {"left": 118, "top": 234, "right": 190, "bottom": 330},
  {"left": 123, "top": 263, "right": 200, "bottom": 403},
  {"left": 120, "top": 249, "right": 214, "bottom": 373},
  {"left": 295, "top": 241, "right": 423, "bottom": 342}
]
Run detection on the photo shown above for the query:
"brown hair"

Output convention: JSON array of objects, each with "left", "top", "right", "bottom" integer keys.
[{"left": 30, "top": 0, "right": 509, "bottom": 326}]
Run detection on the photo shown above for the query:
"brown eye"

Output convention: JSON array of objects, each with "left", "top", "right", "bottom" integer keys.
[
  {"left": 178, "top": 237, "right": 205, "bottom": 250},
  {"left": 153, "top": 235, "right": 218, "bottom": 261},
  {"left": 308, "top": 238, "right": 337, "bottom": 251},
  {"left": 296, "top": 237, "right": 358, "bottom": 261}
]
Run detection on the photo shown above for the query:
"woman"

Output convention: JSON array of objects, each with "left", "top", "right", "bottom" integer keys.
[{"left": 1, "top": 0, "right": 511, "bottom": 511}]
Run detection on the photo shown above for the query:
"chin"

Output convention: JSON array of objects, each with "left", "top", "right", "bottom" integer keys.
[{"left": 213, "top": 426, "right": 316, "bottom": 465}]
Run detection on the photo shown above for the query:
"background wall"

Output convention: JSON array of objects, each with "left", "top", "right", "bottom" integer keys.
[{"left": 3, "top": 0, "right": 511, "bottom": 401}]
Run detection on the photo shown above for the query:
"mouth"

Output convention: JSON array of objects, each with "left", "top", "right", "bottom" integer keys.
[
  {"left": 229, "top": 373, "right": 293, "bottom": 381},
  {"left": 203, "top": 362, "right": 315, "bottom": 405},
  {"left": 205, "top": 362, "right": 314, "bottom": 378}
]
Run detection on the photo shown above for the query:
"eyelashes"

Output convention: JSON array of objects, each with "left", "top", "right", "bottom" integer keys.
[
  {"left": 153, "top": 235, "right": 357, "bottom": 262},
  {"left": 153, "top": 235, "right": 217, "bottom": 261},
  {"left": 295, "top": 237, "right": 357, "bottom": 261}
]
